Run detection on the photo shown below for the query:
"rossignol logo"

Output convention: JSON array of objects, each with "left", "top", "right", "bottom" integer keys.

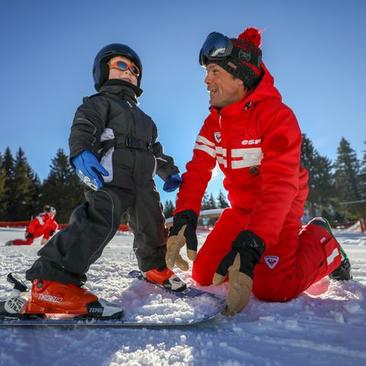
[
  {"left": 4, "top": 297, "right": 27, "bottom": 314},
  {"left": 264, "top": 256, "right": 280, "bottom": 269},
  {"left": 39, "top": 294, "right": 63, "bottom": 303},
  {"left": 238, "top": 49, "right": 251, "bottom": 62},
  {"left": 214, "top": 132, "right": 222, "bottom": 143},
  {"left": 241, "top": 139, "right": 261, "bottom": 145}
]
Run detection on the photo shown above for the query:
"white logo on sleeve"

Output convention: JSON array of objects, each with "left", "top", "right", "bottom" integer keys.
[
  {"left": 214, "top": 132, "right": 222, "bottom": 143},
  {"left": 264, "top": 256, "right": 280, "bottom": 269}
]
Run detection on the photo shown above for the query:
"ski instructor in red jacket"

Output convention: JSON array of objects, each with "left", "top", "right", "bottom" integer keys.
[{"left": 166, "top": 27, "right": 352, "bottom": 315}]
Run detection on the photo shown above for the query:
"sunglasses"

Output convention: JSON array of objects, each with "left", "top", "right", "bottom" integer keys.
[{"left": 109, "top": 60, "right": 140, "bottom": 77}]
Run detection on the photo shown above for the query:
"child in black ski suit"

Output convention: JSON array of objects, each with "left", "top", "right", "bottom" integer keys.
[{"left": 24, "top": 43, "right": 184, "bottom": 318}]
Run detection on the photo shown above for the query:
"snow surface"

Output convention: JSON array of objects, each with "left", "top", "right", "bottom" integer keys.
[{"left": 0, "top": 228, "right": 365, "bottom": 366}]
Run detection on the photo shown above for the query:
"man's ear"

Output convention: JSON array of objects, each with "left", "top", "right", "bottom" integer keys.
[{"left": 236, "top": 78, "right": 247, "bottom": 91}]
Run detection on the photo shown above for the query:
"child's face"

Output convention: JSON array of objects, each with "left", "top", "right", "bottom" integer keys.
[{"left": 108, "top": 56, "right": 139, "bottom": 87}]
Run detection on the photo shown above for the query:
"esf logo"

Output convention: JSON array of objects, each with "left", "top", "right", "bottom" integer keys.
[{"left": 241, "top": 139, "right": 261, "bottom": 145}]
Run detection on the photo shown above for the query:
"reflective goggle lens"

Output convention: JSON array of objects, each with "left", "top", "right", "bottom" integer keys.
[
  {"left": 111, "top": 60, "right": 140, "bottom": 77},
  {"left": 199, "top": 32, "right": 232, "bottom": 65}
]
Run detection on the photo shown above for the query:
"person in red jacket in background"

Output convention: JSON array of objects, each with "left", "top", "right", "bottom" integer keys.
[
  {"left": 166, "top": 27, "right": 352, "bottom": 315},
  {"left": 6, "top": 205, "right": 58, "bottom": 246}
]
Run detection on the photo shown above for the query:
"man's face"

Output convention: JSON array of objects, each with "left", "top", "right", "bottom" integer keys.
[
  {"left": 204, "top": 63, "right": 246, "bottom": 108},
  {"left": 108, "top": 55, "right": 139, "bottom": 87}
]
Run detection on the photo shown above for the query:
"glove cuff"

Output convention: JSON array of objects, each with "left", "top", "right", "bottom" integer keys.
[
  {"left": 174, "top": 210, "right": 197, "bottom": 228},
  {"left": 233, "top": 230, "right": 265, "bottom": 254},
  {"left": 232, "top": 230, "right": 265, "bottom": 278},
  {"left": 170, "top": 210, "right": 198, "bottom": 236}
]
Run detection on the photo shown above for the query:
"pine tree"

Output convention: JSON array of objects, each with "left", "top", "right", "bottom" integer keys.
[
  {"left": 208, "top": 193, "right": 217, "bottom": 209},
  {"left": 333, "top": 138, "right": 362, "bottom": 220},
  {"left": 360, "top": 141, "right": 366, "bottom": 200},
  {"left": 2, "top": 147, "right": 15, "bottom": 219},
  {"left": 217, "top": 190, "right": 229, "bottom": 208},
  {"left": 3, "top": 147, "right": 15, "bottom": 178},
  {"left": 301, "top": 134, "right": 318, "bottom": 216},
  {"left": 41, "top": 149, "right": 85, "bottom": 223},
  {"left": 314, "top": 155, "right": 334, "bottom": 216},
  {"left": 8, "top": 148, "right": 40, "bottom": 220},
  {"left": 163, "top": 200, "right": 175, "bottom": 218},
  {"left": 0, "top": 153, "right": 7, "bottom": 218},
  {"left": 201, "top": 192, "right": 211, "bottom": 210},
  {"left": 301, "top": 134, "right": 334, "bottom": 217},
  {"left": 358, "top": 141, "right": 366, "bottom": 220}
]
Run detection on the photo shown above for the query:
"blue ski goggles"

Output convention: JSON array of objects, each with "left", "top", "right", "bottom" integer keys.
[
  {"left": 199, "top": 31, "right": 262, "bottom": 69},
  {"left": 199, "top": 32, "right": 233, "bottom": 66}
]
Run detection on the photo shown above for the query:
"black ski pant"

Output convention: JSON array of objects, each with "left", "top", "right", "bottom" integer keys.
[{"left": 26, "top": 185, "right": 167, "bottom": 285}]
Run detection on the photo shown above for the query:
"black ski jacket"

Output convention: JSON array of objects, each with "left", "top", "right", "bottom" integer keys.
[{"left": 69, "top": 80, "right": 179, "bottom": 189}]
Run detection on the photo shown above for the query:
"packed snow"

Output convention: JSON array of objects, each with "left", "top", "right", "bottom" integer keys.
[{"left": 0, "top": 227, "right": 365, "bottom": 366}]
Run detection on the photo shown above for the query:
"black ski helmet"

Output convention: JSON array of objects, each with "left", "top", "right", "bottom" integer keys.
[{"left": 93, "top": 43, "right": 143, "bottom": 91}]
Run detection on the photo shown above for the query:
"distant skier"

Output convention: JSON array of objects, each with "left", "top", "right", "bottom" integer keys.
[
  {"left": 5, "top": 205, "right": 58, "bottom": 246},
  {"left": 22, "top": 43, "right": 184, "bottom": 319},
  {"left": 166, "top": 27, "right": 352, "bottom": 315}
]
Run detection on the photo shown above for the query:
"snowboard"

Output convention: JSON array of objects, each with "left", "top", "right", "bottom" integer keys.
[{"left": 0, "top": 272, "right": 224, "bottom": 327}]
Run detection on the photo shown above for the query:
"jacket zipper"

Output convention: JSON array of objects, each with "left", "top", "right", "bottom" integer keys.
[{"left": 222, "top": 113, "right": 232, "bottom": 172}]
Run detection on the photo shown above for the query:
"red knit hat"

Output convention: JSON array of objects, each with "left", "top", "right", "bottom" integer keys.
[
  {"left": 229, "top": 27, "right": 263, "bottom": 88},
  {"left": 199, "top": 27, "right": 264, "bottom": 88}
]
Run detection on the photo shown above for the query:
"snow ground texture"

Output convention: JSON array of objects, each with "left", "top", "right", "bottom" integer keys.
[{"left": 0, "top": 228, "right": 365, "bottom": 366}]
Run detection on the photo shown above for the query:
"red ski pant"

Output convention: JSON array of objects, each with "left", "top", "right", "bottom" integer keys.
[
  {"left": 12, "top": 238, "right": 35, "bottom": 245},
  {"left": 192, "top": 208, "right": 342, "bottom": 302}
]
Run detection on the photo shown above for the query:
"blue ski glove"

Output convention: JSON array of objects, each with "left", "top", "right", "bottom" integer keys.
[
  {"left": 71, "top": 151, "right": 109, "bottom": 191},
  {"left": 163, "top": 174, "right": 182, "bottom": 192}
]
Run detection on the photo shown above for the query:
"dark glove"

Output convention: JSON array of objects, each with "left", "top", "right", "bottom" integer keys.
[
  {"left": 166, "top": 210, "right": 198, "bottom": 271},
  {"left": 71, "top": 150, "right": 109, "bottom": 190},
  {"left": 213, "top": 230, "right": 265, "bottom": 316},
  {"left": 25, "top": 232, "right": 34, "bottom": 239},
  {"left": 163, "top": 174, "right": 182, "bottom": 192}
]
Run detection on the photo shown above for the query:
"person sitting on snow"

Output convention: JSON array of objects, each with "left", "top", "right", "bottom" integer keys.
[
  {"left": 5, "top": 205, "right": 58, "bottom": 246},
  {"left": 166, "top": 27, "right": 352, "bottom": 316}
]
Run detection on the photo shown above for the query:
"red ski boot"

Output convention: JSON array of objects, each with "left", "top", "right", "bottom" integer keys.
[
  {"left": 24, "top": 279, "right": 122, "bottom": 319},
  {"left": 310, "top": 217, "right": 352, "bottom": 281},
  {"left": 143, "top": 267, "right": 186, "bottom": 291}
]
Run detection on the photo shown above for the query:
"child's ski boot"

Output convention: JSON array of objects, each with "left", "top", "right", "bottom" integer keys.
[
  {"left": 143, "top": 267, "right": 187, "bottom": 291},
  {"left": 1, "top": 273, "right": 123, "bottom": 319}
]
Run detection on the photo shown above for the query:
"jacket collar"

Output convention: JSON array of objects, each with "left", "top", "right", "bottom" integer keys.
[
  {"left": 99, "top": 79, "right": 143, "bottom": 104},
  {"left": 210, "top": 63, "right": 282, "bottom": 117}
]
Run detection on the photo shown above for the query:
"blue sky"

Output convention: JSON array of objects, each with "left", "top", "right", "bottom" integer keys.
[{"left": 1, "top": 0, "right": 365, "bottom": 204}]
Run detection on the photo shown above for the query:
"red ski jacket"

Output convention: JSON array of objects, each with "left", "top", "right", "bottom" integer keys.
[
  {"left": 27, "top": 213, "right": 58, "bottom": 239},
  {"left": 175, "top": 64, "right": 309, "bottom": 248}
]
